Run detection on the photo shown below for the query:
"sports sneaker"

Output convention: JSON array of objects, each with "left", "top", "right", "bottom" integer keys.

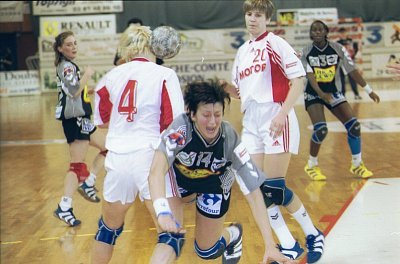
[
  {"left": 306, "top": 228, "right": 325, "bottom": 263},
  {"left": 304, "top": 164, "right": 327, "bottom": 181},
  {"left": 54, "top": 205, "right": 81, "bottom": 227},
  {"left": 270, "top": 241, "right": 304, "bottom": 264},
  {"left": 354, "top": 95, "right": 362, "bottom": 100},
  {"left": 223, "top": 223, "right": 243, "bottom": 264},
  {"left": 78, "top": 182, "right": 100, "bottom": 203},
  {"left": 349, "top": 162, "right": 373, "bottom": 178}
]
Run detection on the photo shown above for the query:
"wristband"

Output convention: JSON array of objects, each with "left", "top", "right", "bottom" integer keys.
[
  {"left": 153, "top": 198, "right": 172, "bottom": 217},
  {"left": 363, "top": 84, "right": 373, "bottom": 94}
]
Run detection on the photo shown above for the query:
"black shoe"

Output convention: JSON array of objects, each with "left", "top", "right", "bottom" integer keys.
[
  {"left": 54, "top": 205, "right": 81, "bottom": 227},
  {"left": 222, "top": 223, "right": 243, "bottom": 264},
  {"left": 78, "top": 182, "right": 100, "bottom": 203}
]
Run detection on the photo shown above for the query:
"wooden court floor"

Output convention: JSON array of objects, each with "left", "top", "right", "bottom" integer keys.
[{"left": 1, "top": 80, "right": 399, "bottom": 264}]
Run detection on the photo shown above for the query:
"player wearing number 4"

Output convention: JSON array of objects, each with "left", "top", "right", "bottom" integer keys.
[
  {"left": 301, "top": 20, "right": 380, "bottom": 181},
  {"left": 90, "top": 25, "right": 185, "bottom": 263},
  {"left": 149, "top": 80, "right": 297, "bottom": 264},
  {"left": 53, "top": 31, "right": 107, "bottom": 227}
]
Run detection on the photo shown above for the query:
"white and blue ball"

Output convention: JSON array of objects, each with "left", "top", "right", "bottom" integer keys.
[{"left": 150, "top": 26, "right": 181, "bottom": 59}]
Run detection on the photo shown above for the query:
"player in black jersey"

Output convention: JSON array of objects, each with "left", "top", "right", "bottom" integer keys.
[
  {"left": 301, "top": 20, "right": 380, "bottom": 181},
  {"left": 148, "top": 80, "right": 296, "bottom": 264}
]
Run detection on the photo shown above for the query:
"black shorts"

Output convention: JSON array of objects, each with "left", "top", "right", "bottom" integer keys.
[
  {"left": 304, "top": 91, "right": 347, "bottom": 110},
  {"left": 180, "top": 188, "right": 231, "bottom": 219},
  {"left": 62, "top": 116, "right": 96, "bottom": 144}
]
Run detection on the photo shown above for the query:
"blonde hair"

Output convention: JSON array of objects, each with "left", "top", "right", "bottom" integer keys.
[
  {"left": 118, "top": 25, "right": 152, "bottom": 62},
  {"left": 243, "top": 0, "right": 275, "bottom": 20}
]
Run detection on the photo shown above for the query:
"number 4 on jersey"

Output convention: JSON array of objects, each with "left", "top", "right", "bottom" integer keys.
[{"left": 118, "top": 80, "right": 137, "bottom": 122}]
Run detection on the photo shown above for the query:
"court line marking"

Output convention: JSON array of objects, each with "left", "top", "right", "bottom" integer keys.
[{"left": 0, "top": 222, "right": 233, "bottom": 245}]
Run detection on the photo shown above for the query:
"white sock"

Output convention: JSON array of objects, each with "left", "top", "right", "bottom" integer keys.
[
  {"left": 352, "top": 154, "right": 362, "bottom": 167},
  {"left": 268, "top": 205, "right": 296, "bottom": 248},
  {"left": 59, "top": 196, "right": 72, "bottom": 211},
  {"left": 226, "top": 225, "right": 240, "bottom": 244},
  {"left": 291, "top": 204, "right": 318, "bottom": 236},
  {"left": 308, "top": 155, "right": 319, "bottom": 168},
  {"left": 84, "top": 173, "right": 97, "bottom": 187}
]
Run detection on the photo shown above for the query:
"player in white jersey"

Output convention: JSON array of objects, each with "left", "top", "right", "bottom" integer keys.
[
  {"left": 222, "top": 1, "right": 324, "bottom": 263},
  {"left": 90, "top": 25, "right": 185, "bottom": 264}
]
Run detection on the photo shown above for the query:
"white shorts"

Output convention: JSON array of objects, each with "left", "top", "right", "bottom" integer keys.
[
  {"left": 241, "top": 101, "right": 300, "bottom": 155},
  {"left": 103, "top": 148, "right": 178, "bottom": 204}
]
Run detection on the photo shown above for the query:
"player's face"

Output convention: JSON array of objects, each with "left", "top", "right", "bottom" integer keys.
[
  {"left": 245, "top": 10, "right": 268, "bottom": 38},
  {"left": 58, "top": 35, "right": 77, "bottom": 60},
  {"left": 310, "top": 22, "right": 328, "bottom": 44},
  {"left": 191, "top": 102, "right": 223, "bottom": 143}
]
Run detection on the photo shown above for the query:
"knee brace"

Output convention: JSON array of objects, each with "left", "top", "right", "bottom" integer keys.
[
  {"left": 262, "top": 178, "right": 294, "bottom": 206},
  {"left": 311, "top": 122, "right": 328, "bottom": 144},
  {"left": 94, "top": 217, "right": 124, "bottom": 245},
  {"left": 345, "top": 118, "right": 360, "bottom": 139},
  {"left": 194, "top": 237, "right": 226, "bottom": 260},
  {"left": 99, "top": 150, "right": 108, "bottom": 157},
  {"left": 158, "top": 232, "right": 185, "bottom": 257},
  {"left": 69, "top": 162, "right": 90, "bottom": 183},
  {"left": 260, "top": 185, "right": 274, "bottom": 207}
]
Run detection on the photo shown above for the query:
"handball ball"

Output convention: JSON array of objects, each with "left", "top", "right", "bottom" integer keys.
[{"left": 150, "top": 26, "right": 181, "bottom": 59}]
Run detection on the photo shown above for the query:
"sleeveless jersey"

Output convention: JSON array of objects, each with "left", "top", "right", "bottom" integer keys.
[
  {"left": 94, "top": 58, "right": 185, "bottom": 153},
  {"left": 232, "top": 31, "right": 305, "bottom": 112},
  {"left": 301, "top": 41, "right": 356, "bottom": 95}
]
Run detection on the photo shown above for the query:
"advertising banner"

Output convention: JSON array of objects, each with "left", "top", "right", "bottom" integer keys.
[
  {"left": 371, "top": 53, "right": 400, "bottom": 78},
  {"left": 277, "top": 8, "right": 338, "bottom": 26},
  {"left": 39, "top": 14, "right": 116, "bottom": 37},
  {"left": 384, "top": 22, "right": 400, "bottom": 47},
  {"left": 0, "top": 1, "right": 24, "bottom": 22},
  {"left": 0, "top": 70, "right": 41, "bottom": 97},
  {"left": 33, "top": 1, "right": 123, "bottom": 16}
]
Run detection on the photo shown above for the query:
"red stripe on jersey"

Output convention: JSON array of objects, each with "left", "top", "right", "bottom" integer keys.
[
  {"left": 159, "top": 80, "right": 173, "bottom": 132},
  {"left": 168, "top": 168, "right": 178, "bottom": 197},
  {"left": 267, "top": 42, "right": 290, "bottom": 102},
  {"left": 97, "top": 86, "right": 112, "bottom": 124}
]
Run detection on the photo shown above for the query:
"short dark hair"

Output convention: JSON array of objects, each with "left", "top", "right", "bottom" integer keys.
[
  {"left": 127, "top": 18, "right": 143, "bottom": 27},
  {"left": 184, "top": 79, "right": 231, "bottom": 116}
]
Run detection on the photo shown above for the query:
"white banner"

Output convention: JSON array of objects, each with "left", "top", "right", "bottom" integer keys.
[
  {"left": 39, "top": 14, "right": 116, "bottom": 37},
  {"left": 39, "top": 34, "right": 119, "bottom": 63},
  {"left": 363, "top": 22, "right": 385, "bottom": 48},
  {"left": 166, "top": 55, "right": 233, "bottom": 86},
  {"left": 0, "top": 1, "right": 23, "bottom": 22},
  {"left": 277, "top": 8, "right": 338, "bottom": 26},
  {"left": 371, "top": 53, "right": 400, "bottom": 78},
  {"left": 0, "top": 71, "right": 41, "bottom": 97},
  {"left": 33, "top": 1, "right": 123, "bottom": 16},
  {"left": 384, "top": 22, "right": 400, "bottom": 47}
]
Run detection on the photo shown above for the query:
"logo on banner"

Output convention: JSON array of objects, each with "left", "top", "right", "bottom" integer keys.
[{"left": 43, "top": 21, "right": 58, "bottom": 37}]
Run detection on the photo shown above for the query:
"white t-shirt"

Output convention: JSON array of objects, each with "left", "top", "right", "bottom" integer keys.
[
  {"left": 232, "top": 31, "right": 305, "bottom": 112},
  {"left": 94, "top": 58, "right": 185, "bottom": 153}
]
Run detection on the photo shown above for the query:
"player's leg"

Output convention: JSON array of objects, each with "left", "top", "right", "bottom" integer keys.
[
  {"left": 91, "top": 150, "right": 139, "bottom": 263},
  {"left": 54, "top": 131, "right": 90, "bottom": 226},
  {"left": 194, "top": 205, "right": 242, "bottom": 264},
  {"left": 304, "top": 102, "right": 328, "bottom": 180},
  {"left": 91, "top": 201, "right": 131, "bottom": 264},
  {"left": 78, "top": 127, "right": 107, "bottom": 202},
  {"left": 331, "top": 102, "right": 373, "bottom": 178}
]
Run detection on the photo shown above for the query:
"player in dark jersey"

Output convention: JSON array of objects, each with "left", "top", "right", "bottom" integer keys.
[
  {"left": 301, "top": 20, "right": 380, "bottom": 181},
  {"left": 148, "top": 80, "right": 297, "bottom": 264},
  {"left": 53, "top": 31, "right": 107, "bottom": 227}
]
